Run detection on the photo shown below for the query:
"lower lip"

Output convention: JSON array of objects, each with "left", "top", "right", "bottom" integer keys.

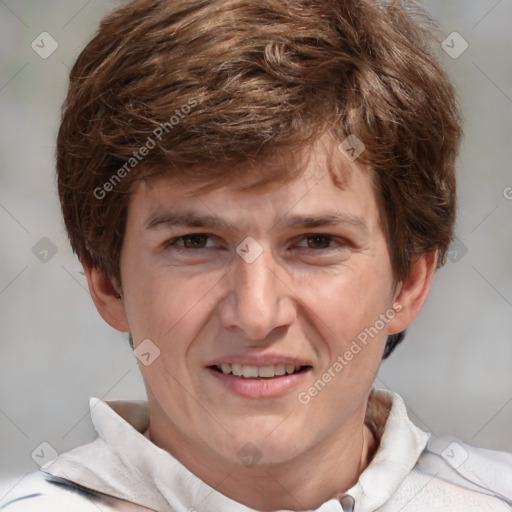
[{"left": 207, "top": 367, "right": 310, "bottom": 399}]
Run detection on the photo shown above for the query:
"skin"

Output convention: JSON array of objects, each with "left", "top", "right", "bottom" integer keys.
[{"left": 84, "top": 134, "right": 437, "bottom": 511}]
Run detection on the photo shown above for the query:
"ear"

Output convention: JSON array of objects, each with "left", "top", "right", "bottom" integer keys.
[
  {"left": 387, "top": 250, "right": 437, "bottom": 335},
  {"left": 81, "top": 259, "right": 130, "bottom": 332}
]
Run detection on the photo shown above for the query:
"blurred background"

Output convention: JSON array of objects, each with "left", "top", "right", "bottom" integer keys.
[{"left": 1, "top": 0, "right": 511, "bottom": 498}]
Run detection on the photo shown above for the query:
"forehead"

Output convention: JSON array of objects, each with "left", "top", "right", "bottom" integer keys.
[{"left": 128, "top": 134, "right": 381, "bottom": 232}]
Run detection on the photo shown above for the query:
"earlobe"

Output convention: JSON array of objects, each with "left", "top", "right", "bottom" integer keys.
[
  {"left": 80, "top": 259, "right": 130, "bottom": 332},
  {"left": 387, "top": 250, "right": 437, "bottom": 335}
]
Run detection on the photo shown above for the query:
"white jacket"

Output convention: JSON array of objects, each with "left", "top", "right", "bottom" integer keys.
[{"left": 1, "top": 389, "right": 511, "bottom": 512}]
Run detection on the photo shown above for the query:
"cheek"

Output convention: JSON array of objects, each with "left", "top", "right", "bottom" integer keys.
[
  {"left": 122, "top": 259, "right": 224, "bottom": 344},
  {"left": 303, "top": 263, "right": 392, "bottom": 346},
  {"left": 297, "top": 268, "right": 391, "bottom": 421}
]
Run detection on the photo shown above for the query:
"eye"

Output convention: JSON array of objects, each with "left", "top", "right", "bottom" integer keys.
[
  {"left": 164, "top": 233, "right": 347, "bottom": 254},
  {"left": 167, "top": 234, "right": 215, "bottom": 250},
  {"left": 295, "top": 234, "right": 344, "bottom": 250}
]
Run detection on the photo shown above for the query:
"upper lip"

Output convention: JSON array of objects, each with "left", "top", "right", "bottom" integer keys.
[{"left": 205, "top": 353, "right": 312, "bottom": 368}]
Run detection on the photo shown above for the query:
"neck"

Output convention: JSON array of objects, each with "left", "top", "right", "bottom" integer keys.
[
  {"left": 147, "top": 403, "right": 377, "bottom": 511},
  {"left": 217, "top": 423, "right": 376, "bottom": 510}
]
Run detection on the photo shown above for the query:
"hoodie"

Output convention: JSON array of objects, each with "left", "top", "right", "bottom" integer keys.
[{"left": 1, "top": 389, "right": 511, "bottom": 512}]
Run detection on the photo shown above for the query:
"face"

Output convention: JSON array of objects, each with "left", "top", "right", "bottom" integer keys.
[{"left": 115, "top": 136, "right": 402, "bottom": 467}]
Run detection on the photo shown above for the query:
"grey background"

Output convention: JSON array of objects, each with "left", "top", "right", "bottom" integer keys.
[{"left": 1, "top": 0, "right": 511, "bottom": 498}]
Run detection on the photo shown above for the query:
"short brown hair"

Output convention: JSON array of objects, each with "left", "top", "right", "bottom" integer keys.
[{"left": 57, "top": 0, "right": 462, "bottom": 287}]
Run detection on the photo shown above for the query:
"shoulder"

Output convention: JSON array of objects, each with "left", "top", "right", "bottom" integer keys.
[
  {"left": 1, "top": 471, "right": 98, "bottom": 512},
  {"left": 384, "top": 437, "right": 512, "bottom": 511},
  {"left": 0, "top": 471, "right": 149, "bottom": 512}
]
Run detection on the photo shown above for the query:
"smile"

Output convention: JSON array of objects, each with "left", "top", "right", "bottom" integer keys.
[
  {"left": 212, "top": 363, "right": 311, "bottom": 378},
  {"left": 207, "top": 362, "right": 312, "bottom": 399}
]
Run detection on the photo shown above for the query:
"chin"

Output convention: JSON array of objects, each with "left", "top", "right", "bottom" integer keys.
[{"left": 217, "top": 426, "right": 307, "bottom": 467}]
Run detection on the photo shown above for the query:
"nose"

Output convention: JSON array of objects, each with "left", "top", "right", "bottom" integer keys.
[{"left": 219, "top": 242, "right": 296, "bottom": 342}]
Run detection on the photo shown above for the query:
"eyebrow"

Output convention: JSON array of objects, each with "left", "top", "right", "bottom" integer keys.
[{"left": 145, "top": 209, "right": 369, "bottom": 235}]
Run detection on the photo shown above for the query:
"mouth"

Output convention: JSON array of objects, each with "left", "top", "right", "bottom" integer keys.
[
  {"left": 206, "top": 362, "right": 312, "bottom": 399},
  {"left": 209, "top": 363, "right": 311, "bottom": 379}
]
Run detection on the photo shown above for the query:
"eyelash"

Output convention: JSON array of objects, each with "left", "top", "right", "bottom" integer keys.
[{"left": 165, "top": 233, "right": 346, "bottom": 253}]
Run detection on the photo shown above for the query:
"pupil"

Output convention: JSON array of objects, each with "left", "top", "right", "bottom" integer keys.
[
  {"left": 185, "top": 235, "right": 206, "bottom": 248},
  {"left": 308, "top": 235, "right": 328, "bottom": 249}
]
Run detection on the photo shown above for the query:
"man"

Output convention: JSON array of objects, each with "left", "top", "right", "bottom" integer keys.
[{"left": 2, "top": 0, "right": 511, "bottom": 510}]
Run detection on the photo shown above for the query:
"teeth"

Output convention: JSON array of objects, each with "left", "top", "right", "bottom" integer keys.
[
  {"left": 215, "top": 363, "right": 304, "bottom": 378},
  {"left": 274, "top": 364, "right": 286, "bottom": 376},
  {"left": 242, "top": 365, "right": 258, "bottom": 378},
  {"left": 258, "top": 366, "right": 275, "bottom": 378}
]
